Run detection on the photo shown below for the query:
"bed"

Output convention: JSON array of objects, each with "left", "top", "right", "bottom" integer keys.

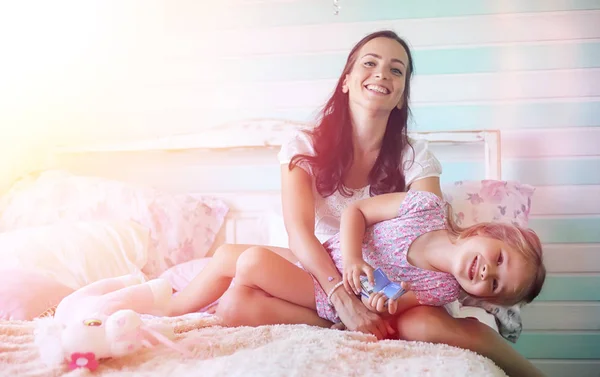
[{"left": 0, "top": 120, "right": 520, "bottom": 377}]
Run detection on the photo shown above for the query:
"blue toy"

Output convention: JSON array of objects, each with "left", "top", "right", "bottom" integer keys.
[{"left": 359, "top": 268, "right": 406, "bottom": 303}]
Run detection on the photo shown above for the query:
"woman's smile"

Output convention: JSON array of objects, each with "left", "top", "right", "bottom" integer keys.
[{"left": 364, "top": 84, "right": 390, "bottom": 95}]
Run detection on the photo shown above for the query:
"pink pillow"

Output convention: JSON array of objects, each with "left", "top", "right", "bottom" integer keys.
[
  {"left": 159, "top": 257, "right": 211, "bottom": 292},
  {"left": 0, "top": 268, "right": 74, "bottom": 320},
  {"left": 443, "top": 180, "right": 535, "bottom": 227},
  {"left": 0, "top": 171, "right": 229, "bottom": 278}
]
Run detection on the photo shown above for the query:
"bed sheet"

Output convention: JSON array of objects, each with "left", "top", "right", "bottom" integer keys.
[{"left": 0, "top": 313, "right": 506, "bottom": 377}]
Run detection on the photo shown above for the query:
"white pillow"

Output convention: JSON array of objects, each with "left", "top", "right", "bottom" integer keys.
[
  {"left": 0, "top": 170, "right": 229, "bottom": 278},
  {"left": 0, "top": 221, "right": 149, "bottom": 290}
]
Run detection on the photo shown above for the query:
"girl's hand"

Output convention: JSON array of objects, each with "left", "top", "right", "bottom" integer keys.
[{"left": 342, "top": 257, "right": 375, "bottom": 296}]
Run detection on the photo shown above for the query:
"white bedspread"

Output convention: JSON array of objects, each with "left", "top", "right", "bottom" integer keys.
[{"left": 0, "top": 313, "right": 507, "bottom": 377}]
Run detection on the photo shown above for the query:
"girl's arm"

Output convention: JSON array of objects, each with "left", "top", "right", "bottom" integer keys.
[
  {"left": 341, "top": 192, "right": 409, "bottom": 257},
  {"left": 341, "top": 176, "right": 442, "bottom": 261},
  {"left": 341, "top": 177, "right": 442, "bottom": 293},
  {"left": 408, "top": 176, "right": 443, "bottom": 198},
  {"left": 341, "top": 192, "right": 408, "bottom": 293},
  {"left": 280, "top": 165, "right": 393, "bottom": 339}
]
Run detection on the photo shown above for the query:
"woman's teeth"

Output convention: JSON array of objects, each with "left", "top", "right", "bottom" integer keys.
[{"left": 366, "top": 84, "right": 389, "bottom": 94}]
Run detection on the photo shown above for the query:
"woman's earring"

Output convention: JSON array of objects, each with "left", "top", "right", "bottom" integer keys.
[{"left": 342, "top": 85, "right": 348, "bottom": 94}]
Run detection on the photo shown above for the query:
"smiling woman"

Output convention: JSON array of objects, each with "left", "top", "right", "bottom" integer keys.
[{"left": 290, "top": 31, "right": 418, "bottom": 199}]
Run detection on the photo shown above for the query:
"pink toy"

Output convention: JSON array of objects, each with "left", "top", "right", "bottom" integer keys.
[{"left": 34, "top": 275, "right": 189, "bottom": 371}]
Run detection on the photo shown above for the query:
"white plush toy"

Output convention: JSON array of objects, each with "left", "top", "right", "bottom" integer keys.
[{"left": 34, "top": 275, "right": 189, "bottom": 371}]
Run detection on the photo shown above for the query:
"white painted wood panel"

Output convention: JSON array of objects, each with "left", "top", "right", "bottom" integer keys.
[
  {"left": 166, "top": 10, "right": 600, "bottom": 56},
  {"left": 502, "top": 128, "right": 600, "bottom": 158},
  {"left": 531, "top": 186, "right": 600, "bottom": 216},
  {"left": 532, "top": 360, "right": 600, "bottom": 377},
  {"left": 542, "top": 244, "right": 600, "bottom": 273},
  {"left": 409, "top": 69, "right": 600, "bottom": 103},
  {"left": 46, "top": 98, "right": 600, "bottom": 147},
  {"left": 112, "top": 69, "right": 600, "bottom": 111},
  {"left": 142, "top": 39, "right": 600, "bottom": 85},
  {"left": 522, "top": 302, "right": 600, "bottom": 330}
]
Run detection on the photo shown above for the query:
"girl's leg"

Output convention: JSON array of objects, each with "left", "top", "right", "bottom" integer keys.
[
  {"left": 394, "top": 306, "right": 544, "bottom": 377},
  {"left": 99, "top": 279, "right": 170, "bottom": 316},
  {"left": 57, "top": 275, "right": 144, "bottom": 320},
  {"left": 169, "top": 243, "right": 297, "bottom": 316},
  {"left": 217, "top": 246, "right": 331, "bottom": 328},
  {"left": 76, "top": 274, "right": 143, "bottom": 297}
]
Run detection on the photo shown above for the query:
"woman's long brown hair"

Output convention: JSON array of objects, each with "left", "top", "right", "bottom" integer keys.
[{"left": 289, "top": 30, "right": 415, "bottom": 197}]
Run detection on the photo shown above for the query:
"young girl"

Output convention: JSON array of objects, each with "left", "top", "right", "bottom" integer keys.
[
  {"left": 172, "top": 190, "right": 546, "bottom": 329},
  {"left": 320, "top": 189, "right": 545, "bottom": 322}
]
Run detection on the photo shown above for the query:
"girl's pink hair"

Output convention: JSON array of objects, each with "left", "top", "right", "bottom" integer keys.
[{"left": 446, "top": 206, "right": 546, "bottom": 305}]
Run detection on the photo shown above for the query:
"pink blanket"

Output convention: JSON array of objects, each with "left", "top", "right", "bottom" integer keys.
[{"left": 0, "top": 313, "right": 506, "bottom": 377}]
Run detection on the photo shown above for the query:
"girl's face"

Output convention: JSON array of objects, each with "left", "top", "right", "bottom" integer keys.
[
  {"left": 343, "top": 37, "right": 408, "bottom": 113},
  {"left": 453, "top": 235, "right": 533, "bottom": 304}
]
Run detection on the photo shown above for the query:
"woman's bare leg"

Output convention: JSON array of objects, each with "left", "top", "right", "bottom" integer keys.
[
  {"left": 169, "top": 243, "right": 296, "bottom": 316},
  {"left": 217, "top": 285, "right": 331, "bottom": 328},
  {"left": 217, "top": 246, "right": 331, "bottom": 327},
  {"left": 234, "top": 247, "right": 317, "bottom": 309},
  {"left": 394, "top": 306, "right": 545, "bottom": 377}
]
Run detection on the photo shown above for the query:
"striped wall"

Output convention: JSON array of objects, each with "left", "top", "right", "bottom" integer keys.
[{"left": 5, "top": 1, "right": 600, "bottom": 375}]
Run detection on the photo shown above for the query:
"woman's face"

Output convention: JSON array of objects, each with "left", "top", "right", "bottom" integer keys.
[{"left": 343, "top": 37, "right": 409, "bottom": 114}]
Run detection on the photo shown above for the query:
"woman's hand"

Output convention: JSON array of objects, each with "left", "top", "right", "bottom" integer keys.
[
  {"left": 329, "top": 286, "right": 394, "bottom": 340},
  {"left": 342, "top": 257, "right": 375, "bottom": 296}
]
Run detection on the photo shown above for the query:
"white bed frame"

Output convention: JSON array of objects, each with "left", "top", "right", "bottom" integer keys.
[{"left": 50, "top": 120, "right": 501, "bottom": 253}]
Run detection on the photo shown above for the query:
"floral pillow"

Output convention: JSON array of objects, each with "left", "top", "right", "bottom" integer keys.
[
  {"left": 443, "top": 180, "right": 535, "bottom": 228},
  {"left": 0, "top": 170, "right": 229, "bottom": 278},
  {"left": 442, "top": 179, "right": 536, "bottom": 343}
]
